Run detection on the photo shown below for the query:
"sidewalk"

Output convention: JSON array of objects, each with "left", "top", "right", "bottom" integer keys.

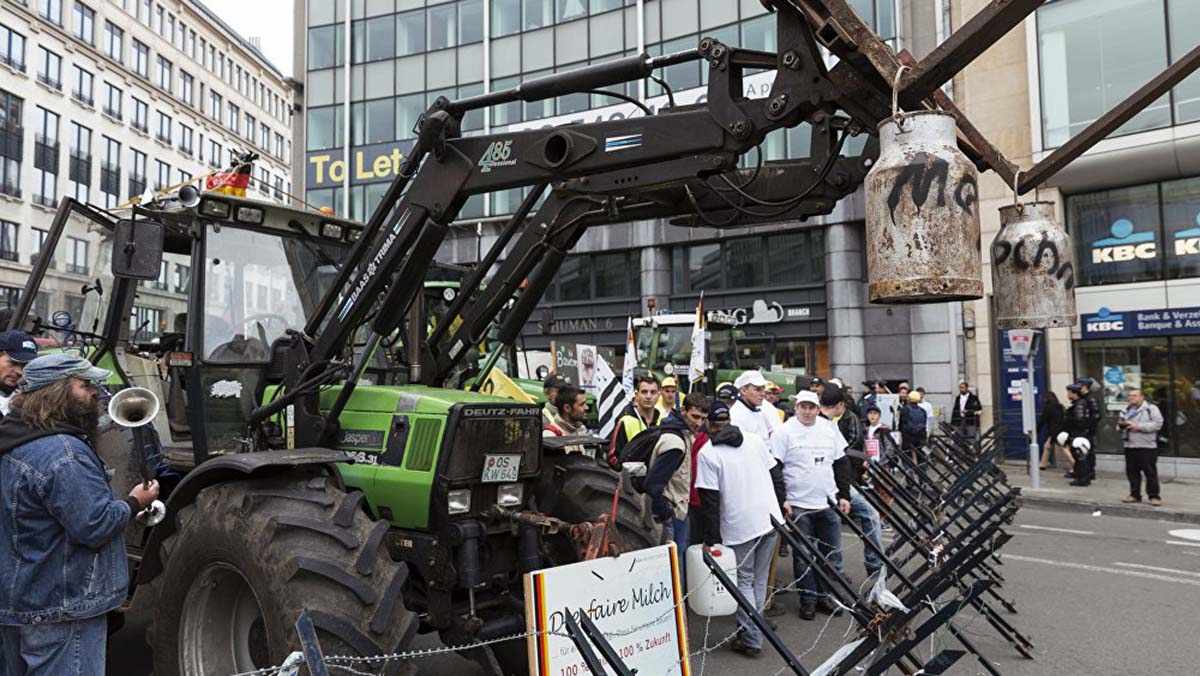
[{"left": 1002, "top": 460, "right": 1200, "bottom": 525}]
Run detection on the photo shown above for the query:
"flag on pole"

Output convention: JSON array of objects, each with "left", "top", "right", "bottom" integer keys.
[
  {"left": 688, "top": 293, "right": 706, "bottom": 391},
  {"left": 621, "top": 317, "right": 636, "bottom": 396},
  {"left": 595, "top": 353, "right": 631, "bottom": 439}
]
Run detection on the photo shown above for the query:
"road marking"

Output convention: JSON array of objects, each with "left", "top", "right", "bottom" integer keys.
[
  {"left": 1018, "top": 524, "right": 1095, "bottom": 536},
  {"left": 1167, "top": 540, "right": 1200, "bottom": 549},
  {"left": 1167, "top": 529, "right": 1200, "bottom": 542},
  {"left": 1113, "top": 562, "right": 1200, "bottom": 579},
  {"left": 1004, "top": 554, "right": 1200, "bottom": 588}
]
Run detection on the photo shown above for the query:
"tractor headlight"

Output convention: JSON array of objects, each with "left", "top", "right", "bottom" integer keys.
[
  {"left": 448, "top": 489, "right": 472, "bottom": 515},
  {"left": 496, "top": 483, "right": 524, "bottom": 508}
]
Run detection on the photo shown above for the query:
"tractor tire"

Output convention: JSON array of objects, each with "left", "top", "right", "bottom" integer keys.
[
  {"left": 147, "top": 474, "right": 417, "bottom": 676},
  {"left": 541, "top": 453, "right": 657, "bottom": 563}
]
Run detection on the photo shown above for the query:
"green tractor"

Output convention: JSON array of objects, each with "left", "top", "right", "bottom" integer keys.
[
  {"left": 632, "top": 312, "right": 798, "bottom": 396},
  {"left": 15, "top": 194, "right": 651, "bottom": 676}
]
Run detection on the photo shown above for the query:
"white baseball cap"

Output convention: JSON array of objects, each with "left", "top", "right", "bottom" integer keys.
[
  {"left": 791, "top": 390, "right": 820, "bottom": 406},
  {"left": 733, "top": 370, "right": 768, "bottom": 389}
]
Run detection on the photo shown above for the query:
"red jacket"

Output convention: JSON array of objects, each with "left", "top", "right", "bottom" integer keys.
[{"left": 689, "top": 431, "right": 708, "bottom": 507}]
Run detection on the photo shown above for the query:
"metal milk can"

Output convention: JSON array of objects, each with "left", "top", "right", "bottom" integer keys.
[
  {"left": 865, "top": 111, "right": 983, "bottom": 303},
  {"left": 992, "top": 201, "right": 1077, "bottom": 329}
]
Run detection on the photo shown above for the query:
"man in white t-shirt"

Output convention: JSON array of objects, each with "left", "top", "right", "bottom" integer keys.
[
  {"left": 771, "top": 390, "right": 852, "bottom": 620},
  {"left": 729, "top": 370, "right": 781, "bottom": 444},
  {"left": 695, "top": 420, "right": 786, "bottom": 657}
]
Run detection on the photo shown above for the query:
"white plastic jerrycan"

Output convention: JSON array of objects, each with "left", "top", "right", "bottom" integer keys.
[{"left": 685, "top": 544, "right": 738, "bottom": 617}]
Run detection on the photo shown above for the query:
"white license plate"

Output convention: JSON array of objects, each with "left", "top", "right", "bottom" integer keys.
[{"left": 481, "top": 454, "right": 521, "bottom": 483}]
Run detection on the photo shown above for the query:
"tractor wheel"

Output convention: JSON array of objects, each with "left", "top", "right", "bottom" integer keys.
[
  {"left": 541, "top": 453, "right": 656, "bottom": 563},
  {"left": 147, "top": 474, "right": 417, "bottom": 676}
]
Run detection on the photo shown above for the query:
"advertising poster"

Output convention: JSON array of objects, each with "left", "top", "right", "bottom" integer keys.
[
  {"left": 525, "top": 544, "right": 690, "bottom": 676},
  {"left": 1103, "top": 365, "right": 1142, "bottom": 412},
  {"left": 552, "top": 341, "right": 615, "bottom": 394}
]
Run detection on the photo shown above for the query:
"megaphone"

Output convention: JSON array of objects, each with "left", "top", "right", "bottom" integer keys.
[
  {"left": 108, "top": 386, "right": 160, "bottom": 428},
  {"left": 177, "top": 183, "right": 201, "bottom": 208},
  {"left": 108, "top": 387, "right": 166, "bottom": 526}
]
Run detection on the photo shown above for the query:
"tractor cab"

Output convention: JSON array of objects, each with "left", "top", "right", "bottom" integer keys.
[
  {"left": 632, "top": 311, "right": 741, "bottom": 389},
  {"left": 12, "top": 195, "right": 363, "bottom": 466}
]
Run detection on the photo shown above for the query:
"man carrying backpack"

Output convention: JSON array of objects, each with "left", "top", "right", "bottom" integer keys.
[
  {"left": 607, "top": 375, "right": 662, "bottom": 470},
  {"left": 898, "top": 391, "right": 928, "bottom": 456},
  {"left": 642, "top": 394, "right": 708, "bottom": 577}
]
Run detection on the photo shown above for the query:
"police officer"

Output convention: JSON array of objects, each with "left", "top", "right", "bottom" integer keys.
[{"left": 1061, "top": 383, "right": 1093, "bottom": 486}]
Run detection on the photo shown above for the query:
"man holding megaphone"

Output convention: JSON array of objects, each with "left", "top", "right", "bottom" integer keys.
[{"left": 0, "top": 354, "right": 159, "bottom": 675}]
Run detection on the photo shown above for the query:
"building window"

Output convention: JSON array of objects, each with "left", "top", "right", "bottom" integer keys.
[
  {"left": 0, "top": 221, "right": 18, "bottom": 262},
  {"left": 103, "top": 82, "right": 122, "bottom": 119},
  {"left": 428, "top": 3, "right": 459, "bottom": 51},
  {"left": 209, "top": 91, "right": 222, "bottom": 122},
  {"left": 73, "top": 3, "right": 95, "bottom": 44},
  {"left": 156, "top": 55, "right": 172, "bottom": 91},
  {"left": 673, "top": 230, "right": 826, "bottom": 292},
  {"left": 39, "top": 0, "right": 63, "bottom": 25},
  {"left": 103, "top": 21, "right": 122, "bottom": 61},
  {"left": 0, "top": 286, "right": 19, "bottom": 310},
  {"left": 180, "top": 70, "right": 193, "bottom": 105},
  {"left": 178, "top": 123, "right": 193, "bottom": 154},
  {"left": 31, "top": 228, "right": 51, "bottom": 268},
  {"left": 208, "top": 139, "right": 221, "bottom": 167},
  {"left": 37, "top": 47, "right": 61, "bottom": 90},
  {"left": 227, "top": 102, "right": 239, "bottom": 133},
  {"left": 1070, "top": 175, "right": 1200, "bottom": 286},
  {"left": 132, "top": 40, "right": 149, "bottom": 78},
  {"left": 33, "top": 107, "right": 59, "bottom": 208},
  {"left": 274, "top": 132, "right": 284, "bottom": 159},
  {"left": 68, "top": 121, "right": 91, "bottom": 197},
  {"left": 397, "top": 10, "right": 426, "bottom": 56},
  {"left": 307, "top": 26, "right": 343, "bottom": 70},
  {"left": 65, "top": 236, "right": 88, "bottom": 275},
  {"left": 129, "top": 148, "right": 146, "bottom": 196},
  {"left": 353, "top": 15, "right": 396, "bottom": 63},
  {"left": 259, "top": 122, "right": 270, "bottom": 150},
  {"left": 131, "top": 306, "right": 162, "bottom": 339},
  {"left": 0, "top": 90, "right": 22, "bottom": 198},
  {"left": 131, "top": 97, "right": 148, "bottom": 132},
  {"left": 71, "top": 66, "right": 94, "bottom": 106},
  {"left": 244, "top": 112, "right": 256, "bottom": 142},
  {"left": 0, "top": 25, "right": 26, "bottom": 72},
  {"left": 174, "top": 263, "right": 189, "bottom": 293},
  {"left": 1037, "top": 0, "right": 1184, "bottom": 148},
  {"left": 155, "top": 159, "right": 169, "bottom": 190},
  {"left": 156, "top": 111, "right": 171, "bottom": 144},
  {"left": 100, "top": 136, "right": 120, "bottom": 207},
  {"left": 542, "top": 250, "right": 641, "bottom": 302}
]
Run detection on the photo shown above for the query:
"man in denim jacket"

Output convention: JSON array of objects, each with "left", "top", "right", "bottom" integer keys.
[{"left": 0, "top": 354, "right": 159, "bottom": 675}]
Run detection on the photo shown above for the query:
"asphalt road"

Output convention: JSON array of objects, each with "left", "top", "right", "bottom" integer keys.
[{"left": 109, "top": 506, "right": 1200, "bottom": 675}]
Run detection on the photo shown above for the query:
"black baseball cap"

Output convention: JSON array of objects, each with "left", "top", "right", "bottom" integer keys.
[
  {"left": 717, "top": 384, "right": 737, "bottom": 399},
  {"left": 543, "top": 373, "right": 568, "bottom": 388},
  {"left": 708, "top": 402, "right": 730, "bottom": 422},
  {"left": 0, "top": 331, "right": 38, "bottom": 363}
]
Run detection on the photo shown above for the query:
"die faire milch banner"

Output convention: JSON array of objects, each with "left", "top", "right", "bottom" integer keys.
[{"left": 524, "top": 544, "right": 691, "bottom": 676}]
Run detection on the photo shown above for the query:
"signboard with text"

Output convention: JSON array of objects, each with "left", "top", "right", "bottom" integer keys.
[
  {"left": 525, "top": 544, "right": 690, "bottom": 676},
  {"left": 1081, "top": 306, "right": 1200, "bottom": 339}
]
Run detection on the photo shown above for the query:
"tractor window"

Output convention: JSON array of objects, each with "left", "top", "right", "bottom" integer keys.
[
  {"left": 203, "top": 225, "right": 345, "bottom": 363},
  {"left": 635, "top": 326, "right": 653, "bottom": 367},
  {"left": 655, "top": 326, "right": 692, "bottom": 369},
  {"left": 708, "top": 326, "right": 739, "bottom": 370}
]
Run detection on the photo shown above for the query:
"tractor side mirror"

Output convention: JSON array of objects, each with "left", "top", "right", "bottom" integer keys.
[{"left": 111, "top": 218, "right": 165, "bottom": 280}]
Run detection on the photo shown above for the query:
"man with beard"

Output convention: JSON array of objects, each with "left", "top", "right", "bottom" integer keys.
[
  {"left": 0, "top": 354, "right": 159, "bottom": 675},
  {"left": 0, "top": 331, "right": 38, "bottom": 417}
]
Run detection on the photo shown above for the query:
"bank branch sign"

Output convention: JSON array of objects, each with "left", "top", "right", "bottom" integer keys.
[
  {"left": 525, "top": 544, "right": 690, "bottom": 675},
  {"left": 1081, "top": 306, "right": 1200, "bottom": 339},
  {"left": 1090, "top": 219, "right": 1156, "bottom": 264}
]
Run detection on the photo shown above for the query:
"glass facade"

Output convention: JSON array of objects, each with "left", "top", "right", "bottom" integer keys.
[
  {"left": 1037, "top": 0, "right": 1200, "bottom": 149},
  {"left": 304, "top": 0, "right": 898, "bottom": 220},
  {"left": 672, "top": 229, "right": 826, "bottom": 292},
  {"left": 1075, "top": 337, "right": 1200, "bottom": 458},
  {"left": 1067, "top": 177, "right": 1200, "bottom": 287}
]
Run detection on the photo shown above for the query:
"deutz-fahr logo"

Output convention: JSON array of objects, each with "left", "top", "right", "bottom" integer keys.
[
  {"left": 477, "top": 140, "right": 516, "bottom": 173},
  {"left": 1090, "top": 219, "right": 1156, "bottom": 264},
  {"left": 463, "top": 406, "right": 540, "bottom": 418}
]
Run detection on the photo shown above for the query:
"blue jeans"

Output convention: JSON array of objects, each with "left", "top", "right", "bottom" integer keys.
[
  {"left": 662, "top": 516, "right": 688, "bottom": 587},
  {"left": 730, "top": 533, "right": 777, "bottom": 650},
  {"left": 849, "top": 488, "right": 883, "bottom": 576},
  {"left": 0, "top": 614, "right": 107, "bottom": 675},
  {"left": 792, "top": 507, "right": 843, "bottom": 607}
]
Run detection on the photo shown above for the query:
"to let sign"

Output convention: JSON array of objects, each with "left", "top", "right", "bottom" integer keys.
[{"left": 525, "top": 544, "right": 690, "bottom": 676}]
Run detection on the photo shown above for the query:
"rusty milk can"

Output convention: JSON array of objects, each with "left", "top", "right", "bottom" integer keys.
[
  {"left": 865, "top": 110, "right": 983, "bottom": 303},
  {"left": 991, "top": 201, "right": 1077, "bottom": 329}
]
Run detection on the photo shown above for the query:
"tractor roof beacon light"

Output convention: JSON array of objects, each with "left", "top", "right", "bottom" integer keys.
[
  {"left": 992, "top": 192, "right": 1076, "bottom": 329},
  {"left": 865, "top": 79, "right": 983, "bottom": 303}
]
